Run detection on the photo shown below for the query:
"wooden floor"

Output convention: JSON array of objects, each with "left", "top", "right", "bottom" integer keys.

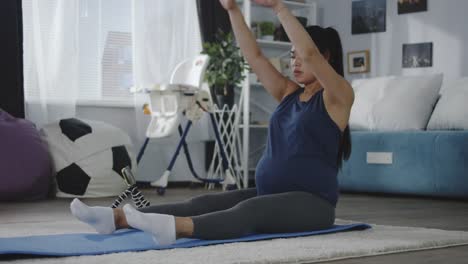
[{"left": 1, "top": 187, "right": 468, "bottom": 263}]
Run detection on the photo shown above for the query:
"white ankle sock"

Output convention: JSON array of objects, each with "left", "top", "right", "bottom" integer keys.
[
  {"left": 123, "top": 204, "right": 176, "bottom": 246},
  {"left": 70, "top": 198, "right": 116, "bottom": 234}
]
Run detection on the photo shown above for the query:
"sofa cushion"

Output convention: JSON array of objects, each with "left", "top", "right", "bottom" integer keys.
[
  {"left": 427, "top": 77, "right": 468, "bottom": 130},
  {"left": 349, "top": 76, "right": 395, "bottom": 130},
  {"left": 373, "top": 74, "right": 443, "bottom": 131},
  {"left": 350, "top": 74, "right": 443, "bottom": 131}
]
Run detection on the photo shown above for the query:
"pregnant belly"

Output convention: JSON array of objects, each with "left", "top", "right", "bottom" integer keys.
[{"left": 255, "top": 154, "right": 337, "bottom": 195}]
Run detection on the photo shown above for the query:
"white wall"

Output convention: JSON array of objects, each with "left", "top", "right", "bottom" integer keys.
[{"left": 316, "top": 0, "right": 468, "bottom": 89}]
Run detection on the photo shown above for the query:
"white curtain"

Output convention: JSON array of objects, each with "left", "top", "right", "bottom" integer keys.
[
  {"left": 132, "top": 0, "right": 202, "bottom": 87},
  {"left": 23, "top": 0, "right": 80, "bottom": 128},
  {"left": 131, "top": 0, "right": 210, "bottom": 182},
  {"left": 131, "top": 0, "right": 205, "bottom": 144}
]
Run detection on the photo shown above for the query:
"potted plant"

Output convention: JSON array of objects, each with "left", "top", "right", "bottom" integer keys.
[
  {"left": 259, "top": 21, "right": 275, "bottom": 41},
  {"left": 202, "top": 30, "right": 249, "bottom": 109}
]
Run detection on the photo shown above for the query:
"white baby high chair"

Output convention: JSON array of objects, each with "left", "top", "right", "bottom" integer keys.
[{"left": 129, "top": 55, "right": 239, "bottom": 195}]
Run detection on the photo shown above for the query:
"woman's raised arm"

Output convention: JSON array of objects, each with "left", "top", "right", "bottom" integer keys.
[
  {"left": 219, "top": 0, "right": 297, "bottom": 102},
  {"left": 254, "top": 0, "right": 354, "bottom": 106}
]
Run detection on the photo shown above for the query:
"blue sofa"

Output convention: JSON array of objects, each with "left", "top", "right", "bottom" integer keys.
[{"left": 338, "top": 131, "right": 468, "bottom": 198}]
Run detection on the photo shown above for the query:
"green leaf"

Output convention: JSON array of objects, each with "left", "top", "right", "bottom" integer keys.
[{"left": 201, "top": 30, "right": 248, "bottom": 91}]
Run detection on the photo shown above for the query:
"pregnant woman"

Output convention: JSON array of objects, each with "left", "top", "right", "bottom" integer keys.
[{"left": 70, "top": 0, "right": 354, "bottom": 246}]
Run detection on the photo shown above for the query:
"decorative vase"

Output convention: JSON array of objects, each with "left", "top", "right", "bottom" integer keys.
[
  {"left": 215, "top": 94, "right": 234, "bottom": 109},
  {"left": 214, "top": 85, "right": 235, "bottom": 109}
]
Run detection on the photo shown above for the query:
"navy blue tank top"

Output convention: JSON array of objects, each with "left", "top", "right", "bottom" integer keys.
[{"left": 255, "top": 88, "right": 342, "bottom": 207}]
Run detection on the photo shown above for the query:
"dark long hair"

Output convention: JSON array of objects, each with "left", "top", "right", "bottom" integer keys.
[{"left": 305, "top": 26, "right": 351, "bottom": 169}]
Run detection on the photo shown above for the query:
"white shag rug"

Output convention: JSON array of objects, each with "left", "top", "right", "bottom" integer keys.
[{"left": 2, "top": 219, "right": 468, "bottom": 264}]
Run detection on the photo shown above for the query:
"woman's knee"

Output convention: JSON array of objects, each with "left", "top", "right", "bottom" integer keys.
[{"left": 190, "top": 188, "right": 257, "bottom": 206}]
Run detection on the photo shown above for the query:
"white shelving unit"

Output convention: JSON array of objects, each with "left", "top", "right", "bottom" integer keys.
[
  {"left": 238, "top": 0, "right": 317, "bottom": 187},
  {"left": 256, "top": 39, "right": 292, "bottom": 48}
]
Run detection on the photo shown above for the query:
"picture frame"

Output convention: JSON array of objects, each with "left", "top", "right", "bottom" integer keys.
[
  {"left": 402, "top": 42, "right": 433, "bottom": 68},
  {"left": 398, "top": 0, "right": 428, "bottom": 15},
  {"left": 347, "top": 50, "right": 370, "bottom": 74},
  {"left": 352, "top": 0, "right": 386, "bottom": 35}
]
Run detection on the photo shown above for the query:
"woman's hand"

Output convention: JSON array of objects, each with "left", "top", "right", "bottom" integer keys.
[
  {"left": 253, "top": 0, "right": 284, "bottom": 12},
  {"left": 219, "top": 0, "right": 237, "bottom": 10}
]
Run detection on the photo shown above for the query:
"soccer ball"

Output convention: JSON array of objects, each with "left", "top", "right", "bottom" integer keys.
[{"left": 41, "top": 118, "right": 136, "bottom": 198}]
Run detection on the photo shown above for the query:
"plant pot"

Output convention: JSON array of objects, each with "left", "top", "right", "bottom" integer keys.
[
  {"left": 212, "top": 84, "right": 235, "bottom": 109},
  {"left": 215, "top": 94, "right": 235, "bottom": 110},
  {"left": 261, "top": 35, "right": 274, "bottom": 41}
]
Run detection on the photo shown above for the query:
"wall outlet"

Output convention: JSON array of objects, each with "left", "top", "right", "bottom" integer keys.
[{"left": 367, "top": 152, "right": 393, "bottom": 164}]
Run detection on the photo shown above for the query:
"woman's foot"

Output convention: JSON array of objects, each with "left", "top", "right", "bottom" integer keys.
[
  {"left": 70, "top": 198, "right": 116, "bottom": 234},
  {"left": 123, "top": 204, "right": 176, "bottom": 245}
]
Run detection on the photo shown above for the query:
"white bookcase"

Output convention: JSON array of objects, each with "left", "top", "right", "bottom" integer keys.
[{"left": 237, "top": 0, "right": 318, "bottom": 188}]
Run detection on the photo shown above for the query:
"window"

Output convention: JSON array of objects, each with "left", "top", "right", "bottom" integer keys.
[
  {"left": 23, "top": 0, "right": 202, "bottom": 105},
  {"left": 23, "top": 0, "right": 135, "bottom": 103},
  {"left": 78, "top": 0, "right": 133, "bottom": 101}
]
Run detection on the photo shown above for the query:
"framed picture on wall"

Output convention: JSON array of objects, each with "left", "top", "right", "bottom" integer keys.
[
  {"left": 398, "top": 0, "right": 428, "bottom": 15},
  {"left": 402, "top": 42, "right": 433, "bottom": 68},
  {"left": 347, "top": 50, "right": 370, "bottom": 74},
  {"left": 352, "top": 0, "right": 386, "bottom": 35}
]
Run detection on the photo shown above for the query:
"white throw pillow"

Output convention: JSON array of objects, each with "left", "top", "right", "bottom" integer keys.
[
  {"left": 427, "top": 77, "right": 468, "bottom": 130},
  {"left": 372, "top": 73, "right": 443, "bottom": 131},
  {"left": 349, "top": 76, "right": 395, "bottom": 130},
  {"left": 349, "top": 74, "right": 443, "bottom": 131}
]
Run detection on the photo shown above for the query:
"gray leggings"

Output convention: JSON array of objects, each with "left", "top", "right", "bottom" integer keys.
[{"left": 138, "top": 188, "right": 335, "bottom": 240}]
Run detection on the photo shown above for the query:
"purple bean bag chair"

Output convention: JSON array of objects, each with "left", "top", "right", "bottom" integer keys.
[{"left": 0, "top": 110, "right": 52, "bottom": 201}]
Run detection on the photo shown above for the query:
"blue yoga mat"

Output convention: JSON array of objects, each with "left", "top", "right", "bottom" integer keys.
[{"left": 0, "top": 223, "right": 371, "bottom": 257}]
